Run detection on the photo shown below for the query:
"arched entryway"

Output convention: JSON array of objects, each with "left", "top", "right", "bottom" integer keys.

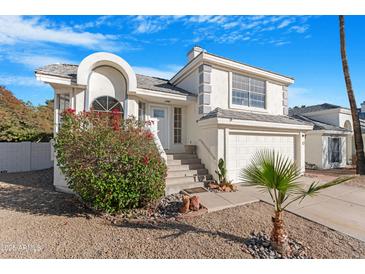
[{"left": 77, "top": 52, "right": 138, "bottom": 119}]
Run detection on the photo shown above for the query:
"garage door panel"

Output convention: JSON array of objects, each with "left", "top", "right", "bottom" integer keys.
[{"left": 228, "top": 133, "right": 295, "bottom": 183}]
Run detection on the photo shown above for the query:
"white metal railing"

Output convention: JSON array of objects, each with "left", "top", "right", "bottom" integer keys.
[{"left": 145, "top": 118, "right": 167, "bottom": 162}]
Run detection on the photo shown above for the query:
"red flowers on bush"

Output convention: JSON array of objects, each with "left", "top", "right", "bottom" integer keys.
[
  {"left": 144, "top": 131, "right": 154, "bottom": 140},
  {"left": 53, "top": 111, "right": 167, "bottom": 213},
  {"left": 143, "top": 155, "right": 150, "bottom": 165},
  {"left": 111, "top": 109, "right": 121, "bottom": 132},
  {"left": 63, "top": 108, "right": 76, "bottom": 115}
]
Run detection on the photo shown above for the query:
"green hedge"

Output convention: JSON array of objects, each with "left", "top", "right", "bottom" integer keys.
[{"left": 54, "top": 109, "right": 166, "bottom": 213}]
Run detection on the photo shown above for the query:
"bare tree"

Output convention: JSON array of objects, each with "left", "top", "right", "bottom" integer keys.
[{"left": 339, "top": 15, "right": 365, "bottom": 174}]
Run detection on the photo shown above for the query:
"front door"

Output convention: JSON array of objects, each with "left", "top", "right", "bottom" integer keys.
[{"left": 151, "top": 106, "right": 168, "bottom": 149}]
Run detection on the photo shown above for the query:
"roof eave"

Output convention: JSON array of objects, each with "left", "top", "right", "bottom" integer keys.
[
  {"left": 131, "top": 88, "right": 196, "bottom": 101},
  {"left": 198, "top": 116, "right": 313, "bottom": 131},
  {"left": 35, "top": 72, "right": 79, "bottom": 87}
]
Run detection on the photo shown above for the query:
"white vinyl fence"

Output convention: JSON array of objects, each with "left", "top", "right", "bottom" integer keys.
[{"left": 0, "top": 142, "right": 53, "bottom": 173}]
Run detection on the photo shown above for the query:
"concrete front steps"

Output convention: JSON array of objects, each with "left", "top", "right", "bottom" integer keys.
[{"left": 165, "top": 151, "right": 214, "bottom": 195}]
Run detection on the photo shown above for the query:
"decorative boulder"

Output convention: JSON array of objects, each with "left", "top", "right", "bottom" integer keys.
[
  {"left": 179, "top": 195, "right": 190, "bottom": 213},
  {"left": 189, "top": 195, "right": 200, "bottom": 211}
]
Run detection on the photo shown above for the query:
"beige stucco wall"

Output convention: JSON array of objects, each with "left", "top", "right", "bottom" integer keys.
[
  {"left": 196, "top": 126, "right": 219, "bottom": 180},
  {"left": 87, "top": 66, "right": 127, "bottom": 111},
  {"left": 176, "top": 65, "right": 287, "bottom": 116},
  {"left": 210, "top": 67, "right": 229, "bottom": 109},
  {"left": 209, "top": 66, "right": 285, "bottom": 115},
  {"left": 176, "top": 68, "right": 199, "bottom": 95},
  {"left": 305, "top": 133, "right": 347, "bottom": 169},
  {"left": 305, "top": 133, "right": 324, "bottom": 168},
  {"left": 266, "top": 81, "right": 285, "bottom": 115}
]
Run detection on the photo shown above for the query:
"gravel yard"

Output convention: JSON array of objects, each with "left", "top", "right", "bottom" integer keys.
[{"left": 0, "top": 169, "right": 364, "bottom": 259}]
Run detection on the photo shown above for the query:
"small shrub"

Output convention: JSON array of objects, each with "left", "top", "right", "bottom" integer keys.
[
  {"left": 215, "top": 158, "right": 228, "bottom": 183},
  {"left": 54, "top": 109, "right": 167, "bottom": 213}
]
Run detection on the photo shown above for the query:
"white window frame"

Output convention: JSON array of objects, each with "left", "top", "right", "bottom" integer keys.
[
  {"left": 229, "top": 72, "right": 267, "bottom": 112},
  {"left": 173, "top": 107, "right": 182, "bottom": 144},
  {"left": 138, "top": 101, "right": 146, "bottom": 122},
  {"left": 328, "top": 137, "right": 342, "bottom": 164}
]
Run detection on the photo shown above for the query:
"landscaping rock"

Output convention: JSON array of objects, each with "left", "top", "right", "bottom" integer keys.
[
  {"left": 179, "top": 195, "right": 190, "bottom": 213},
  {"left": 156, "top": 193, "right": 184, "bottom": 218},
  {"left": 206, "top": 182, "right": 238, "bottom": 192},
  {"left": 241, "top": 231, "right": 312, "bottom": 259},
  {"left": 189, "top": 195, "right": 200, "bottom": 211}
]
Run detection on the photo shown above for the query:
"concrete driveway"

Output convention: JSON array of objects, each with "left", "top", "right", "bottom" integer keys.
[{"left": 198, "top": 176, "right": 365, "bottom": 242}]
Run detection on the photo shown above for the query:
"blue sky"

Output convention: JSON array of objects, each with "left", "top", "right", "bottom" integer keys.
[{"left": 0, "top": 15, "right": 364, "bottom": 107}]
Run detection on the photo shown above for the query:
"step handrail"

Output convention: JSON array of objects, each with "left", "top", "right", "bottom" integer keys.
[{"left": 145, "top": 119, "right": 167, "bottom": 163}]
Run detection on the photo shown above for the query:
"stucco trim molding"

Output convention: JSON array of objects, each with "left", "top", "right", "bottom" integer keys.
[
  {"left": 198, "top": 64, "right": 212, "bottom": 115},
  {"left": 77, "top": 52, "right": 137, "bottom": 91}
]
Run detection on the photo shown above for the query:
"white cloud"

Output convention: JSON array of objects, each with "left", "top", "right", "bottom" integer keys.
[
  {"left": 186, "top": 16, "right": 312, "bottom": 46},
  {"left": 126, "top": 15, "right": 313, "bottom": 46},
  {"left": 188, "top": 16, "right": 226, "bottom": 24},
  {"left": 277, "top": 19, "right": 294, "bottom": 29},
  {"left": 73, "top": 16, "right": 114, "bottom": 30},
  {"left": 290, "top": 25, "right": 309, "bottom": 33},
  {"left": 133, "top": 65, "right": 182, "bottom": 79},
  {"left": 6, "top": 53, "right": 75, "bottom": 69},
  {"left": 134, "top": 16, "right": 163, "bottom": 34},
  {"left": 133, "top": 16, "right": 180, "bottom": 34},
  {"left": 0, "top": 74, "right": 47, "bottom": 87},
  {"left": 0, "top": 16, "right": 122, "bottom": 51}
]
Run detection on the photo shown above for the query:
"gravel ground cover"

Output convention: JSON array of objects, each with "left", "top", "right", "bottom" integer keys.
[{"left": 0, "top": 169, "right": 364, "bottom": 259}]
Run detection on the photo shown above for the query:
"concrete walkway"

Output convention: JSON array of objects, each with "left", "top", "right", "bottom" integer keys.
[{"left": 198, "top": 177, "right": 365, "bottom": 242}]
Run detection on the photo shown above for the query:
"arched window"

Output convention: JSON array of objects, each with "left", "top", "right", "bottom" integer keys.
[{"left": 91, "top": 96, "right": 123, "bottom": 114}]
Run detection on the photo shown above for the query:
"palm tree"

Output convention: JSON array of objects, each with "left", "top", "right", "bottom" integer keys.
[
  {"left": 339, "top": 15, "right": 365, "bottom": 174},
  {"left": 240, "top": 150, "right": 352, "bottom": 255}
]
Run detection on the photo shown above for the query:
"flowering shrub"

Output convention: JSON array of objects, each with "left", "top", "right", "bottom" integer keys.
[{"left": 54, "top": 109, "right": 167, "bottom": 213}]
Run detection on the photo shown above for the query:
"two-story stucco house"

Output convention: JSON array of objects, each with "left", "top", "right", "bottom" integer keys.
[{"left": 35, "top": 47, "right": 312, "bottom": 194}]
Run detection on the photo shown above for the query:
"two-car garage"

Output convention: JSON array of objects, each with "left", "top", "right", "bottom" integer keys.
[{"left": 226, "top": 133, "right": 295, "bottom": 182}]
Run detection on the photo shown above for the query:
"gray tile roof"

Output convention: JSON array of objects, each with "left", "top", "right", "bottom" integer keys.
[
  {"left": 35, "top": 64, "right": 194, "bottom": 96},
  {"left": 36, "top": 64, "right": 78, "bottom": 81},
  {"left": 135, "top": 74, "right": 193, "bottom": 95},
  {"left": 289, "top": 103, "right": 343, "bottom": 116},
  {"left": 200, "top": 107, "right": 311, "bottom": 126},
  {"left": 292, "top": 114, "right": 351, "bottom": 132}
]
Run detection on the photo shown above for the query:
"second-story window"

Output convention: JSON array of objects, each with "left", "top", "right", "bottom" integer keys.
[{"left": 232, "top": 73, "right": 266, "bottom": 109}]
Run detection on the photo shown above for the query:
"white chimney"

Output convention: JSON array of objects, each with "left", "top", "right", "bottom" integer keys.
[
  {"left": 187, "top": 46, "right": 205, "bottom": 61},
  {"left": 361, "top": 101, "right": 365, "bottom": 113}
]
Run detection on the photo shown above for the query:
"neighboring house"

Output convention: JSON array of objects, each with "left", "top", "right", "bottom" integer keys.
[
  {"left": 35, "top": 47, "right": 312, "bottom": 194},
  {"left": 358, "top": 101, "right": 365, "bottom": 120},
  {"left": 289, "top": 103, "right": 354, "bottom": 169}
]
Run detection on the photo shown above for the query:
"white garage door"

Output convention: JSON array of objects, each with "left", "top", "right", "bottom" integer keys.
[{"left": 227, "top": 133, "right": 295, "bottom": 182}]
